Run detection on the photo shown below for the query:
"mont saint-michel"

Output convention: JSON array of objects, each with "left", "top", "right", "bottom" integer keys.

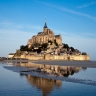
[{"left": 8, "top": 21, "right": 90, "bottom": 60}]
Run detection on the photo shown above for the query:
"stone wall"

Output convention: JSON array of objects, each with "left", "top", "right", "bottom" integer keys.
[
  {"left": 45, "top": 54, "right": 68, "bottom": 60},
  {"left": 70, "top": 55, "right": 90, "bottom": 61},
  {"left": 44, "top": 54, "right": 90, "bottom": 61},
  {"left": 21, "top": 54, "right": 44, "bottom": 60},
  {"left": 20, "top": 54, "right": 90, "bottom": 61}
]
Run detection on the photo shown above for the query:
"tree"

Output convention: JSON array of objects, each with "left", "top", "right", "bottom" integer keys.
[
  {"left": 37, "top": 48, "right": 42, "bottom": 53},
  {"left": 54, "top": 40, "right": 58, "bottom": 46},
  {"left": 20, "top": 45, "right": 32, "bottom": 52},
  {"left": 48, "top": 40, "right": 53, "bottom": 45},
  {"left": 70, "top": 47, "right": 75, "bottom": 52},
  {"left": 20, "top": 45, "right": 25, "bottom": 51},
  {"left": 63, "top": 43, "right": 69, "bottom": 50},
  {"left": 41, "top": 43, "right": 48, "bottom": 50},
  {"left": 82, "top": 52, "right": 87, "bottom": 55}
]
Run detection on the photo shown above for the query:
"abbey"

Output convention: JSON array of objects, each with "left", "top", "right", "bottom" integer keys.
[
  {"left": 27, "top": 21, "right": 62, "bottom": 48},
  {"left": 9, "top": 20, "right": 90, "bottom": 61}
]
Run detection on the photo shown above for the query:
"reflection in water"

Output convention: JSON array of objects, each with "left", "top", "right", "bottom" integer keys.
[
  {"left": 1, "top": 61, "right": 96, "bottom": 96},
  {"left": 24, "top": 74, "right": 62, "bottom": 96},
  {"left": 4, "top": 62, "right": 96, "bottom": 92},
  {"left": 7, "top": 61, "right": 84, "bottom": 96},
  {"left": 15, "top": 62, "right": 83, "bottom": 77}
]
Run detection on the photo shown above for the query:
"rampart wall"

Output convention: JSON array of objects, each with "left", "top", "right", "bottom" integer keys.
[
  {"left": 21, "top": 55, "right": 44, "bottom": 60},
  {"left": 19, "top": 54, "right": 90, "bottom": 61}
]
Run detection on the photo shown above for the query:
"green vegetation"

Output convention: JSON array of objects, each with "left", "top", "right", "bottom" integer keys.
[
  {"left": 20, "top": 45, "right": 32, "bottom": 51},
  {"left": 63, "top": 43, "right": 69, "bottom": 49},
  {"left": 63, "top": 43, "right": 75, "bottom": 52},
  {"left": 19, "top": 41, "right": 76, "bottom": 55},
  {"left": 54, "top": 40, "right": 58, "bottom": 46},
  {"left": 48, "top": 40, "right": 53, "bottom": 45},
  {"left": 70, "top": 47, "right": 75, "bottom": 52},
  {"left": 41, "top": 43, "right": 48, "bottom": 50},
  {"left": 20, "top": 43, "right": 48, "bottom": 53},
  {"left": 32, "top": 43, "right": 48, "bottom": 53},
  {"left": 82, "top": 52, "right": 87, "bottom": 55}
]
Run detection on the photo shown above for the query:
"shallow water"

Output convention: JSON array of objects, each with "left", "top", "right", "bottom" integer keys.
[{"left": 0, "top": 62, "right": 96, "bottom": 96}]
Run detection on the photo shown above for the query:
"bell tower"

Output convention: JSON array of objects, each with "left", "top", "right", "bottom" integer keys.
[{"left": 43, "top": 16, "right": 48, "bottom": 28}]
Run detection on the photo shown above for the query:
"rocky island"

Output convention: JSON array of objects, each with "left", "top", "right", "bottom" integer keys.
[{"left": 8, "top": 21, "right": 90, "bottom": 61}]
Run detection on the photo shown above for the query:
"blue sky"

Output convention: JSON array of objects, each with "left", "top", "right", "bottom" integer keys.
[{"left": 0, "top": 0, "right": 96, "bottom": 60}]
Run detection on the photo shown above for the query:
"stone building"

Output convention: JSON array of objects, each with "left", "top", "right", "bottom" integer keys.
[
  {"left": 27, "top": 21, "right": 62, "bottom": 48},
  {"left": 8, "top": 53, "right": 15, "bottom": 58}
]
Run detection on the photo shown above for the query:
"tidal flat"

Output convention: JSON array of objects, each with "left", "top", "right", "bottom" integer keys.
[
  {"left": 4, "top": 59, "right": 96, "bottom": 68},
  {"left": 0, "top": 61, "right": 96, "bottom": 96}
]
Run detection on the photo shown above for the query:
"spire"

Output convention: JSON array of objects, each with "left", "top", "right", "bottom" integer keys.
[{"left": 44, "top": 16, "right": 48, "bottom": 28}]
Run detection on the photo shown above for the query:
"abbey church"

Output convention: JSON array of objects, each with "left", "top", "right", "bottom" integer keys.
[{"left": 27, "top": 21, "right": 62, "bottom": 48}]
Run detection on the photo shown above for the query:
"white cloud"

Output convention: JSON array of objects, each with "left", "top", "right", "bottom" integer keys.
[
  {"left": 54, "top": 29, "right": 96, "bottom": 39},
  {"left": 0, "top": 29, "right": 33, "bottom": 44},
  {"left": 44, "top": 6, "right": 78, "bottom": 21},
  {"left": 43, "top": 3, "right": 96, "bottom": 21},
  {"left": 0, "top": 21, "right": 13, "bottom": 25},
  {"left": 77, "top": 1, "right": 96, "bottom": 8},
  {"left": 0, "top": 21, "right": 23, "bottom": 29},
  {"left": 26, "top": 24, "right": 42, "bottom": 30},
  {"left": 0, "top": 21, "right": 42, "bottom": 31}
]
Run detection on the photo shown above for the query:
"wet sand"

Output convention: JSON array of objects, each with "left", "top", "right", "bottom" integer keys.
[
  {"left": 4, "top": 60, "right": 96, "bottom": 68},
  {"left": 32, "top": 60, "right": 96, "bottom": 68}
]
